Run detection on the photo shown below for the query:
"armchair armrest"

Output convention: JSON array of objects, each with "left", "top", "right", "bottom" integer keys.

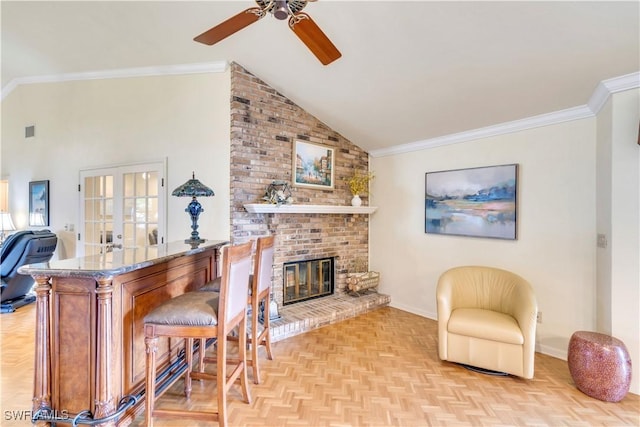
[{"left": 436, "top": 275, "right": 455, "bottom": 360}]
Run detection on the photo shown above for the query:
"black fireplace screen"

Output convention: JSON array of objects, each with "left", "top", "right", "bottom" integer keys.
[{"left": 283, "top": 257, "right": 334, "bottom": 305}]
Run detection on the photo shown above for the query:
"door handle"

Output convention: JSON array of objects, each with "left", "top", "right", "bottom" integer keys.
[{"left": 106, "top": 243, "right": 123, "bottom": 252}]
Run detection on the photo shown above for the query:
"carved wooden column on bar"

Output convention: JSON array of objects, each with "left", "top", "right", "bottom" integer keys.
[
  {"left": 94, "top": 276, "right": 116, "bottom": 425},
  {"left": 32, "top": 275, "right": 52, "bottom": 423},
  {"left": 215, "top": 248, "right": 222, "bottom": 278}
]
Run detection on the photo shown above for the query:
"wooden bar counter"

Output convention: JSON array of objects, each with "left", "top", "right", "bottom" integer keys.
[{"left": 19, "top": 240, "right": 227, "bottom": 426}]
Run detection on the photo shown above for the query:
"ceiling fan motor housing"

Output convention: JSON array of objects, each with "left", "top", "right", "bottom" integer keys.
[
  {"left": 255, "top": 0, "right": 309, "bottom": 19},
  {"left": 273, "top": 1, "right": 289, "bottom": 20}
]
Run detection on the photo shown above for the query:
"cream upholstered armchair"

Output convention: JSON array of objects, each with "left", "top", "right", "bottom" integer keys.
[{"left": 436, "top": 266, "right": 538, "bottom": 379}]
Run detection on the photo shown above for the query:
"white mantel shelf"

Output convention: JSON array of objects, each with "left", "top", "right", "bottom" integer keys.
[{"left": 244, "top": 204, "right": 377, "bottom": 214}]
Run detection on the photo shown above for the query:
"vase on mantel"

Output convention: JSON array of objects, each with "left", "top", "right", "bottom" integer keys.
[{"left": 351, "top": 194, "right": 362, "bottom": 207}]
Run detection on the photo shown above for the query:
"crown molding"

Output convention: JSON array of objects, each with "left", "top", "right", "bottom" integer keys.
[
  {"left": 587, "top": 71, "right": 640, "bottom": 114},
  {"left": 370, "top": 72, "right": 640, "bottom": 158},
  {"left": 1, "top": 61, "right": 229, "bottom": 101},
  {"left": 3, "top": 63, "right": 638, "bottom": 155}
]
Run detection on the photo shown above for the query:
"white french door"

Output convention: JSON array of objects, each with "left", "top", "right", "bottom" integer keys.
[{"left": 79, "top": 161, "right": 166, "bottom": 257}]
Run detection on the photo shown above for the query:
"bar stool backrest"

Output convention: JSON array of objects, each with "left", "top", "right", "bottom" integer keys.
[
  {"left": 255, "top": 236, "right": 275, "bottom": 295},
  {"left": 219, "top": 242, "right": 252, "bottom": 329}
]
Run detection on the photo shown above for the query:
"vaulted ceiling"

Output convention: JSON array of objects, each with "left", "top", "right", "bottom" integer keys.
[{"left": 2, "top": 1, "right": 638, "bottom": 154}]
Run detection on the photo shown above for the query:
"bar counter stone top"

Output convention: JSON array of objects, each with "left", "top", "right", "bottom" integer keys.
[{"left": 19, "top": 239, "right": 228, "bottom": 279}]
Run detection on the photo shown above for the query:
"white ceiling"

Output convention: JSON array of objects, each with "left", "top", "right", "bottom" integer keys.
[{"left": 2, "top": 1, "right": 639, "bottom": 154}]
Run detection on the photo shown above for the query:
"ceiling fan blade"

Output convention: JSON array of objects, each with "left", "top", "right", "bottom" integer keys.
[
  {"left": 290, "top": 13, "right": 341, "bottom": 65},
  {"left": 194, "top": 7, "right": 263, "bottom": 45}
]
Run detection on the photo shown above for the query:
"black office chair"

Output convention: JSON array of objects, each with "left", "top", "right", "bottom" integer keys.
[{"left": 1, "top": 230, "right": 58, "bottom": 313}]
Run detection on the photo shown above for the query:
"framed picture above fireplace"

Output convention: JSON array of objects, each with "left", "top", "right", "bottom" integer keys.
[
  {"left": 425, "top": 164, "right": 517, "bottom": 240},
  {"left": 293, "top": 140, "right": 334, "bottom": 189}
]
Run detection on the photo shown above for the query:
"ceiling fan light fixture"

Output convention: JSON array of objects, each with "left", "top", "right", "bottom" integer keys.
[{"left": 273, "top": 0, "right": 289, "bottom": 20}]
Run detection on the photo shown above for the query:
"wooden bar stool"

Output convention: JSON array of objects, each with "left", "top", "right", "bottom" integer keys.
[
  {"left": 143, "top": 241, "right": 253, "bottom": 427},
  {"left": 199, "top": 236, "right": 275, "bottom": 384}
]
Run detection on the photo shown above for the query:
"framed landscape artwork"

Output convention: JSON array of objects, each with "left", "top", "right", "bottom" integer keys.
[
  {"left": 293, "top": 140, "right": 334, "bottom": 189},
  {"left": 425, "top": 164, "right": 517, "bottom": 240},
  {"left": 29, "top": 180, "right": 50, "bottom": 226}
]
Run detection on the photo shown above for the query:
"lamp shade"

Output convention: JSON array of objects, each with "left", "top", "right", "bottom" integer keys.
[
  {"left": 0, "top": 212, "right": 16, "bottom": 232},
  {"left": 172, "top": 172, "right": 214, "bottom": 197},
  {"left": 29, "top": 213, "right": 45, "bottom": 227}
]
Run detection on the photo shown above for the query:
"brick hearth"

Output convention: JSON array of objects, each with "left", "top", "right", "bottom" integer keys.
[{"left": 269, "top": 292, "right": 391, "bottom": 342}]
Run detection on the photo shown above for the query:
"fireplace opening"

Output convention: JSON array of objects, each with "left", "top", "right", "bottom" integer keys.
[{"left": 283, "top": 257, "right": 335, "bottom": 305}]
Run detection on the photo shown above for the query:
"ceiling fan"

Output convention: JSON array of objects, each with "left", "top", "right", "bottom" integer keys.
[{"left": 194, "top": 0, "right": 341, "bottom": 65}]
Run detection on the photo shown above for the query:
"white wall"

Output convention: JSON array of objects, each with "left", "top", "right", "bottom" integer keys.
[
  {"left": 609, "top": 89, "right": 640, "bottom": 395},
  {"left": 370, "top": 118, "right": 597, "bottom": 358},
  {"left": 1, "top": 72, "right": 231, "bottom": 256},
  {"left": 595, "top": 98, "right": 613, "bottom": 333},
  {"left": 370, "top": 89, "right": 640, "bottom": 395}
]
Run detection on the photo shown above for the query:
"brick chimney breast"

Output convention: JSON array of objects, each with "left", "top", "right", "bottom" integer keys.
[{"left": 230, "top": 62, "right": 371, "bottom": 307}]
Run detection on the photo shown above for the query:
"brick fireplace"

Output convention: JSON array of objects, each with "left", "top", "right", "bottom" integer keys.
[{"left": 228, "top": 62, "right": 371, "bottom": 309}]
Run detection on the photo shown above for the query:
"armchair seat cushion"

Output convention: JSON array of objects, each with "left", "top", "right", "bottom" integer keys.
[{"left": 448, "top": 308, "right": 523, "bottom": 345}]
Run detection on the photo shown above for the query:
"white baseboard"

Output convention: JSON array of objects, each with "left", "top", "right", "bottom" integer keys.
[
  {"left": 536, "top": 343, "right": 568, "bottom": 361},
  {"left": 389, "top": 301, "right": 437, "bottom": 321}
]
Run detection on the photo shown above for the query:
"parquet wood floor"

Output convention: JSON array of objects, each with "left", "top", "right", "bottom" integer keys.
[{"left": 1, "top": 304, "right": 638, "bottom": 426}]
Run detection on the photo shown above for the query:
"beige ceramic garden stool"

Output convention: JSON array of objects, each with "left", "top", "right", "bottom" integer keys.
[{"left": 567, "top": 331, "right": 632, "bottom": 402}]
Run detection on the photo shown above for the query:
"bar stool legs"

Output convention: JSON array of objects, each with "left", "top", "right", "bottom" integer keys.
[{"left": 144, "top": 335, "right": 158, "bottom": 427}]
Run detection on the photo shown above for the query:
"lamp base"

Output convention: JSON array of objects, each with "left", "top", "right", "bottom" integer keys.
[{"left": 184, "top": 238, "right": 206, "bottom": 249}]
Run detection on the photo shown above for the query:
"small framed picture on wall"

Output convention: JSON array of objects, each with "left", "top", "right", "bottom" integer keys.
[{"left": 29, "top": 180, "right": 50, "bottom": 226}]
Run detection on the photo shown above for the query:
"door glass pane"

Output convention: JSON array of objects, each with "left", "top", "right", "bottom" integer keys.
[
  {"left": 123, "top": 199, "right": 135, "bottom": 222},
  {"left": 123, "top": 223, "right": 135, "bottom": 247},
  {"left": 104, "top": 199, "right": 113, "bottom": 221},
  {"left": 135, "top": 173, "right": 147, "bottom": 197},
  {"left": 85, "top": 178, "right": 95, "bottom": 198},
  {"left": 84, "top": 200, "right": 95, "bottom": 221},
  {"left": 147, "top": 173, "right": 158, "bottom": 197},
  {"left": 84, "top": 222, "right": 94, "bottom": 245},
  {"left": 136, "top": 198, "right": 147, "bottom": 221},
  {"left": 124, "top": 174, "right": 134, "bottom": 198},
  {"left": 148, "top": 198, "right": 158, "bottom": 222},
  {"left": 83, "top": 175, "right": 114, "bottom": 255},
  {"left": 104, "top": 176, "right": 113, "bottom": 198}
]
